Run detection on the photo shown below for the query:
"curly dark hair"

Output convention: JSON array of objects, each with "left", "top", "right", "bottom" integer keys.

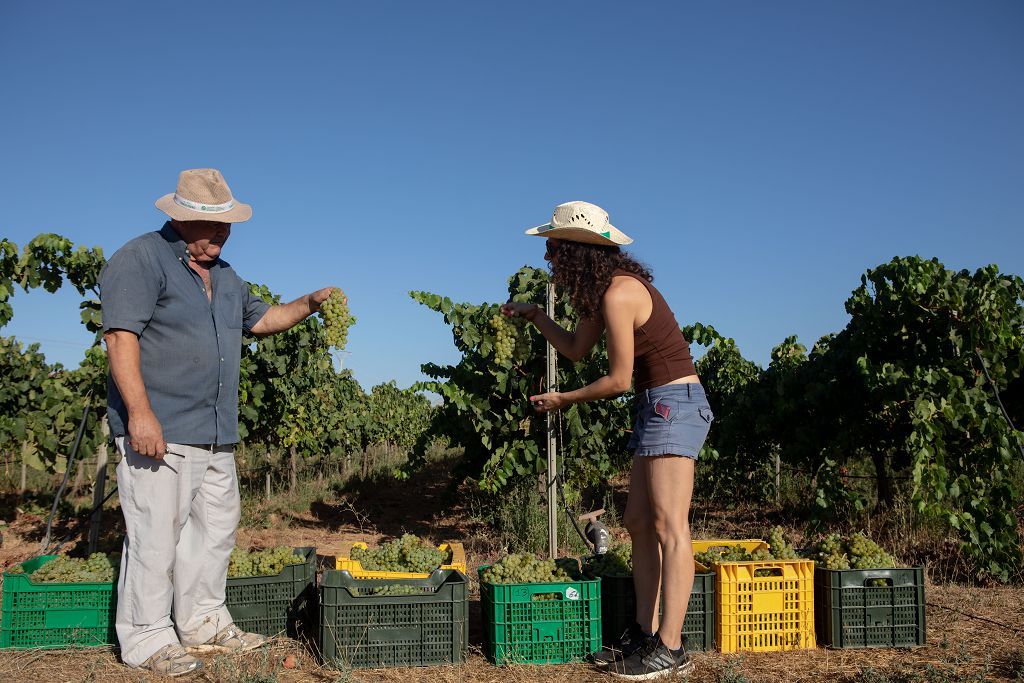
[{"left": 546, "top": 239, "right": 653, "bottom": 320}]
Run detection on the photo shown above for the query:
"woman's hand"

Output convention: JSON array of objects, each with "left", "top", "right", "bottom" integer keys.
[
  {"left": 529, "top": 391, "right": 569, "bottom": 412},
  {"left": 500, "top": 302, "right": 541, "bottom": 322}
]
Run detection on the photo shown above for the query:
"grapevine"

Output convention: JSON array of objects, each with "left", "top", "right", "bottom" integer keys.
[
  {"left": 22, "top": 553, "right": 119, "bottom": 583},
  {"left": 320, "top": 289, "right": 355, "bottom": 350},
  {"left": 350, "top": 534, "right": 447, "bottom": 573},
  {"left": 228, "top": 546, "right": 304, "bottom": 578},
  {"left": 480, "top": 553, "right": 574, "bottom": 585}
]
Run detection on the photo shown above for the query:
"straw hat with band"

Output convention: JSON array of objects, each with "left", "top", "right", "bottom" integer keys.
[
  {"left": 525, "top": 200, "right": 633, "bottom": 246},
  {"left": 155, "top": 168, "right": 253, "bottom": 223}
]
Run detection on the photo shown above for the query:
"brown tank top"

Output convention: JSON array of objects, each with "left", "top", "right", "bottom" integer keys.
[{"left": 611, "top": 269, "right": 696, "bottom": 390}]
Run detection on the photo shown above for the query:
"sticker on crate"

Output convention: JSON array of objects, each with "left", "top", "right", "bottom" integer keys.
[{"left": 479, "top": 555, "right": 602, "bottom": 665}]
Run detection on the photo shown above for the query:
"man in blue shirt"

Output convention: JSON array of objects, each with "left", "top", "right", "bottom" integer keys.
[{"left": 100, "top": 168, "right": 338, "bottom": 676}]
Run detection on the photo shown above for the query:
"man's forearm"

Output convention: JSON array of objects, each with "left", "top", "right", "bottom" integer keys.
[
  {"left": 104, "top": 331, "right": 153, "bottom": 416},
  {"left": 251, "top": 294, "right": 315, "bottom": 336}
]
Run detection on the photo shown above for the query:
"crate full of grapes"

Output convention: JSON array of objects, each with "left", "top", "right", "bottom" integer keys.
[
  {"left": 811, "top": 533, "right": 926, "bottom": 648},
  {"left": 225, "top": 546, "right": 316, "bottom": 638},
  {"left": 584, "top": 542, "right": 715, "bottom": 651},
  {"left": 480, "top": 555, "right": 601, "bottom": 665},
  {"left": 1, "top": 553, "right": 119, "bottom": 649},
  {"left": 694, "top": 529, "right": 816, "bottom": 653},
  {"left": 334, "top": 535, "right": 466, "bottom": 579},
  {"left": 320, "top": 568, "right": 468, "bottom": 668}
]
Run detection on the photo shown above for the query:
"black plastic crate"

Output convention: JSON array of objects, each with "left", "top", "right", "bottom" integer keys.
[
  {"left": 226, "top": 546, "right": 317, "bottom": 638},
  {"left": 814, "top": 566, "right": 926, "bottom": 648},
  {"left": 584, "top": 566, "right": 715, "bottom": 652},
  {"left": 319, "top": 569, "right": 468, "bottom": 669}
]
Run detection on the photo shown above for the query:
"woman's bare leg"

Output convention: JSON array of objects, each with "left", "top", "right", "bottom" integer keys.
[
  {"left": 645, "top": 455, "right": 695, "bottom": 651},
  {"left": 623, "top": 455, "right": 661, "bottom": 635}
]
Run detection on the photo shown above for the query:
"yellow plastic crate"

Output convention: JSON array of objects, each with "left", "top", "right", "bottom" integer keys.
[
  {"left": 693, "top": 539, "right": 815, "bottom": 653},
  {"left": 334, "top": 541, "right": 467, "bottom": 579}
]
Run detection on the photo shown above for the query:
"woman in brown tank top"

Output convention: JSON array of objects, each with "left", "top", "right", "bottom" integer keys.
[{"left": 501, "top": 201, "right": 713, "bottom": 679}]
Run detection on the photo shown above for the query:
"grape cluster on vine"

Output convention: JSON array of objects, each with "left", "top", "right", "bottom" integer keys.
[
  {"left": 585, "top": 542, "right": 633, "bottom": 577},
  {"left": 350, "top": 534, "right": 447, "bottom": 573},
  {"left": 489, "top": 314, "right": 530, "bottom": 365},
  {"left": 812, "top": 532, "right": 897, "bottom": 583},
  {"left": 228, "top": 546, "right": 304, "bottom": 578},
  {"left": 480, "top": 553, "right": 574, "bottom": 585},
  {"left": 20, "top": 553, "right": 119, "bottom": 583},
  {"left": 320, "top": 289, "right": 355, "bottom": 350}
]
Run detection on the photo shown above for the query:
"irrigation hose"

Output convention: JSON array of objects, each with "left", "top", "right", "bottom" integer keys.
[{"left": 41, "top": 390, "right": 93, "bottom": 554}]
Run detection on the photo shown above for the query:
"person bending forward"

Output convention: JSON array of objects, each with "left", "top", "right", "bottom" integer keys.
[{"left": 502, "top": 201, "right": 713, "bottom": 681}]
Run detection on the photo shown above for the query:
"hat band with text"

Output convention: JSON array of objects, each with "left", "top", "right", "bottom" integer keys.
[{"left": 173, "top": 194, "right": 235, "bottom": 214}]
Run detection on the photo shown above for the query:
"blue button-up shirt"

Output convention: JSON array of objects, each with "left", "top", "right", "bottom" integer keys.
[{"left": 100, "top": 222, "right": 271, "bottom": 445}]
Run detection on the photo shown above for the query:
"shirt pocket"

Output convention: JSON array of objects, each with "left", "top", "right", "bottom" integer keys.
[{"left": 218, "top": 291, "right": 243, "bottom": 329}]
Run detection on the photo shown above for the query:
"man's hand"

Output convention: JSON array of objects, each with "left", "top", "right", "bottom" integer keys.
[
  {"left": 307, "top": 287, "right": 345, "bottom": 314},
  {"left": 129, "top": 409, "right": 167, "bottom": 459}
]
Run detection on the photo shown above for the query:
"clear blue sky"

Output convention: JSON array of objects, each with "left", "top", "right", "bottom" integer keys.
[{"left": 1, "top": 1, "right": 1022, "bottom": 391}]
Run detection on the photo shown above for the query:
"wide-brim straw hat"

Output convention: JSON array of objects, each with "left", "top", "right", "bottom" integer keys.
[
  {"left": 525, "top": 200, "right": 632, "bottom": 246},
  {"left": 155, "top": 168, "right": 252, "bottom": 223}
]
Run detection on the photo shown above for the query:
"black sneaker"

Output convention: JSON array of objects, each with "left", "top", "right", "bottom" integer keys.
[
  {"left": 591, "top": 622, "right": 651, "bottom": 669},
  {"left": 610, "top": 635, "right": 694, "bottom": 680}
]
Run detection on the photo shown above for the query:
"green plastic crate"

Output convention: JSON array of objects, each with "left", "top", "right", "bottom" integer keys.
[
  {"left": 320, "top": 569, "right": 468, "bottom": 669},
  {"left": 479, "top": 563, "right": 602, "bottom": 665},
  {"left": 226, "top": 546, "right": 316, "bottom": 638},
  {"left": 814, "top": 566, "right": 926, "bottom": 648},
  {"left": 584, "top": 566, "right": 715, "bottom": 651},
  {"left": 1, "top": 555, "right": 116, "bottom": 649}
]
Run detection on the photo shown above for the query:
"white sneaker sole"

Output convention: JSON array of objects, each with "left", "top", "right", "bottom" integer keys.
[{"left": 609, "top": 658, "right": 695, "bottom": 680}]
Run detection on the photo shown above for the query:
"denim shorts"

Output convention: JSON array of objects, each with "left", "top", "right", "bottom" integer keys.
[{"left": 627, "top": 383, "right": 714, "bottom": 459}]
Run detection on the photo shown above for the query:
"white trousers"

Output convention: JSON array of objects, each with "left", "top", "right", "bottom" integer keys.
[{"left": 114, "top": 438, "right": 240, "bottom": 667}]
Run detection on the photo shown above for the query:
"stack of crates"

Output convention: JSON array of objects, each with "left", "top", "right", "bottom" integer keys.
[
  {"left": 693, "top": 539, "right": 816, "bottom": 653},
  {"left": 479, "top": 559, "right": 602, "bottom": 665},
  {"left": 814, "top": 566, "right": 926, "bottom": 648},
  {"left": 225, "top": 546, "right": 317, "bottom": 638},
  {"left": 319, "top": 568, "right": 468, "bottom": 668},
  {"left": 0, "top": 556, "right": 116, "bottom": 649}
]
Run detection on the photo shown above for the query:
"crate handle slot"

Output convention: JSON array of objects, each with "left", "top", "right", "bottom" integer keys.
[
  {"left": 753, "top": 566, "right": 785, "bottom": 577},
  {"left": 862, "top": 576, "right": 894, "bottom": 587}
]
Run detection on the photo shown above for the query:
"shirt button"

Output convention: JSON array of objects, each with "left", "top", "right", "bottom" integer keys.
[{"left": 220, "top": 358, "right": 224, "bottom": 362}]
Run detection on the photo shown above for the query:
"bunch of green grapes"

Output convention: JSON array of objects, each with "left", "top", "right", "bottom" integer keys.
[
  {"left": 480, "top": 554, "right": 574, "bottom": 585},
  {"left": 767, "top": 526, "right": 800, "bottom": 560},
  {"left": 28, "top": 553, "right": 119, "bottom": 583},
  {"left": 811, "top": 533, "right": 896, "bottom": 584},
  {"left": 489, "top": 314, "right": 530, "bottom": 365},
  {"left": 369, "top": 584, "right": 424, "bottom": 596},
  {"left": 228, "top": 546, "right": 304, "bottom": 578},
  {"left": 586, "top": 542, "right": 633, "bottom": 577},
  {"left": 320, "top": 289, "right": 355, "bottom": 350},
  {"left": 350, "top": 534, "right": 446, "bottom": 573}
]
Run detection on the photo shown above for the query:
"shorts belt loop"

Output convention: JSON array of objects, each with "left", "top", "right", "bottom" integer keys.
[{"left": 687, "top": 383, "right": 692, "bottom": 398}]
